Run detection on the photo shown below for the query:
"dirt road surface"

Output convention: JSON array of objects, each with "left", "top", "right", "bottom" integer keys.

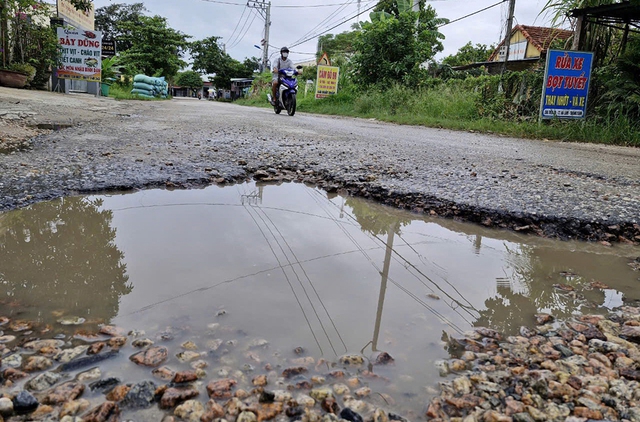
[{"left": 1, "top": 87, "right": 639, "bottom": 242}]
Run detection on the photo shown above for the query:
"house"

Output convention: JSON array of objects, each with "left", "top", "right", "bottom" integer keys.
[
  {"left": 486, "top": 25, "right": 574, "bottom": 73},
  {"left": 453, "top": 25, "right": 573, "bottom": 74}
]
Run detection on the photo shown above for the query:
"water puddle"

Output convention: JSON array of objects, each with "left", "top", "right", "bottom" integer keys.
[
  {"left": 0, "top": 182, "right": 638, "bottom": 419},
  {"left": 31, "top": 123, "right": 74, "bottom": 131}
]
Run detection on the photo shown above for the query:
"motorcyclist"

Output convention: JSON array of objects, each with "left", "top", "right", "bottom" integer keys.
[{"left": 271, "top": 46, "right": 294, "bottom": 106}]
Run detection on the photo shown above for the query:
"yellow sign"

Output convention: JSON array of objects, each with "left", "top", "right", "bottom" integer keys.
[
  {"left": 57, "top": 0, "right": 95, "bottom": 31},
  {"left": 315, "top": 65, "right": 339, "bottom": 99},
  {"left": 318, "top": 52, "right": 331, "bottom": 66}
]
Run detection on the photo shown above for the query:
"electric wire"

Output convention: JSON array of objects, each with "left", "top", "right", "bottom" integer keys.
[
  {"left": 241, "top": 202, "right": 326, "bottom": 355},
  {"left": 291, "top": 0, "right": 355, "bottom": 47},
  {"left": 246, "top": 203, "right": 343, "bottom": 355},
  {"left": 228, "top": 8, "right": 260, "bottom": 50},
  {"left": 309, "top": 191, "right": 479, "bottom": 326},
  {"left": 226, "top": 6, "right": 248, "bottom": 48},
  {"left": 437, "top": 0, "right": 508, "bottom": 28},
  {"left": 199, "top": 0, "right": 362, "bottom": 7},
  {"left": 290, "top": 2, "right": 378, "bottom": 48},
  {"left": 226, "top": 7, "right": 253, "bottom": 48},
  {"left": 251, "top": 203, "right": 348, "bottom": 354},
  {"left": 305, "top": 190, "right": 467, "bottom": 335}
]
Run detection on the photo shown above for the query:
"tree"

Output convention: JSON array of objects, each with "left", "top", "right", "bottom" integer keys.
[
  {"left": 317, "top": 29, "right": 360, "bottom": 61},
  {"left": 442, "top": 42, "right": 494, "bottom": 67},
  {"left": 242, "top": 56, "right": 261, "bottom": 75},
  {"left": 211, "top": 56, "right": 253, "bottom": 89},
  {"left": 373, "top": 0, "right": 426, "bottom": 17},
  {"left": 352, "top": 4, "right": 445, "bottom": 86},
  {"left": 117, "top": 15, "right": 191, "bottom": 78},
  {"left": 191, "top": 36, "right": 227, "bottom": 75},
  {"left": 0, "top": 197, "right": 131, "bottom": 322},
  {"left": 175, "top": 70, "right": 203, "bottom": 90},
  {"left": 95, "top": 2, "right": 147, "bottom": 52}
]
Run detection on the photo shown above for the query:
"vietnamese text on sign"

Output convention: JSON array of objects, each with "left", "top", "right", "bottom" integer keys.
[{"left": 57, "top": 28, "right": 102, "bottom": 82}]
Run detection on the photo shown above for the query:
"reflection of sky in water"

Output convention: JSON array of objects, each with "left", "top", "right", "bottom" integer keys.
[{"left": 0, "top": 182, "right": 638, "bottom": 415}]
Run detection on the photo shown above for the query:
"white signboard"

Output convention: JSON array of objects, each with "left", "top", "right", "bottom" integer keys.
[
  {"left": 57, "top": 0, "right": 95, "bottom": 30},
  {"left": 499, "top": 40, "right": 528, "bottom": 61},
  {"left": 57, "top": 28, "right": 102, "bottom": 82}
]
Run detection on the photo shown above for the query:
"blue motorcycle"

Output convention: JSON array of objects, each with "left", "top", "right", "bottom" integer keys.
[{"left": 269, "top": 66, "right": 302, "bottom": 116}]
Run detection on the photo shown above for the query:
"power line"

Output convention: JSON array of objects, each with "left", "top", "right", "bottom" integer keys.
[
  {"left": 291, "top": 0, "right": 356, "bottom": 47},
  {"left": 198, "top": 0, "right": 360, "bottom": 7},
  {"left": 290, "top": 1, "right": 378, "bottom": 48},
  {"left": 228, "top": 9, "right": 259, "bottom": 50},
  {"left": 226, "top": 6, "right": 248, "bottom": 47},
  {"left": 437, "top": 0, "right": 508, "bottom": 28}
]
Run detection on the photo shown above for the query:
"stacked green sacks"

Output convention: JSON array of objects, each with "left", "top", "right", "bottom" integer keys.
[{"left": 131, "top": 74, "right": 169, "bottom": 98}]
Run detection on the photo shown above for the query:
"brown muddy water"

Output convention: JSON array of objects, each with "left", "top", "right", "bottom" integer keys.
[{"left": 0, "top": 182, "right": 638, "bottom": 419}]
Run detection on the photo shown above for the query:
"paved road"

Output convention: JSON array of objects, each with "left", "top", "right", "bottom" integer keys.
[{"left": 1, "top": 88, "right": 639, "bottom": 242}]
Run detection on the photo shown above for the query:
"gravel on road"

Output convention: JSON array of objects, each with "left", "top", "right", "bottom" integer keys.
[{"left": 1, "top": 87, "right": 639, "bottom": 243}]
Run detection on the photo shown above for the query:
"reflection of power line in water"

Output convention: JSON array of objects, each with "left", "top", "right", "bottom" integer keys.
[
  {"left": 247, "top": 203, "right": 347, "bottom": 356},
  {"left": 394, "top": 233, "right": 480, "bottom": 320},
  {"left": 306, "top": 190, "right": 467, "bottom": 335},
  {"left": 316, "top": 191, "right": 480, "bottom": 321},
  {"left": 121, "top": 247, "right": 382, "bottom": 317},
  {"left": 313, "top": 191, "right": 480, "bottom": 320},
  {"left": 242, "top": 202, "right": 326, "bottom": 355}
]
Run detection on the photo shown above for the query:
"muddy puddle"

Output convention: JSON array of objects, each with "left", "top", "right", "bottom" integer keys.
[{"left": 0, "top": 182, "right": 638, "bottom": 420}]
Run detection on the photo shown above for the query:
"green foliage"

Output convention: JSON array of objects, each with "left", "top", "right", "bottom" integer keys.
[
  {"left": 117, "top": 15, "right": 191, "bottom": 79},
  {"left": 0, "top": 0, "right": 62, "bottom": 87},
  {"left": 317, "top": 30, "right": 359, "bottom": 61},
  {"left": 352, "top": 4, "right": 445, "bottom": 86},
  {"left": 9, "top": 62, "right": 35, "bottom": 81},
  {"left": 211, "top": 56, "right": 256, "bottom": 89},
  {"left": 95, "top": 3, "right": 147, "bottom": 52},
  {"left": 175, "top": 70, "right": 203, "bottom": 89},
  {"left": 442, "top": 42, "right": 494, "bottom": 67},
  {"left": 101, "top": 57, "right": 118, "bottom": 82},
  {"left": 591, "top": 34, "right": 640, "bottom": 121},
  {"left": 191, "top": 36, "right": 226, "bottom": 75},
  {"left": 374, "top": 0, "right": 426, "bottom": 16}
]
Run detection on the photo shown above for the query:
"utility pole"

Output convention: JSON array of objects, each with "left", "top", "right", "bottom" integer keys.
[
  {"left": 248, "top": 0, "right": 271, "bottom": 72},
  {"left": 501, "top": 0, "right": 516, "bottom": 76}
]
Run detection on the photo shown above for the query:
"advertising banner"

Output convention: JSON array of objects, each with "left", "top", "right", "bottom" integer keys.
[
  {"left": 101, "top": 39, "right": 116, "bottom": 57},
  {"left": 315, "top": 65, "right": 339, "bottom": 99},
  {"left": 57, "top": 0, "right": 95, "bottom": 30},
  {"left": 57, "top": 28, "right": 102, "bottom": 82},
  {"left": 540, "top": 49, "right": 594, "bottom": 120}
]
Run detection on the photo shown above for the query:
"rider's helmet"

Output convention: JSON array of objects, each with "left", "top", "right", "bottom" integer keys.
[{"left": 280, "top": 47, "right": 289, "bottom": 58}]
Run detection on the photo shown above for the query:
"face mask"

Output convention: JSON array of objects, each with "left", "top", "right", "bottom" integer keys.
[{"left": 282, "top": 52, "right": 289, "bottom": 59}]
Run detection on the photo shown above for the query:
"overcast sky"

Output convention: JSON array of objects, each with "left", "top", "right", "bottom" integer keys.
[{"left": 92, "top": 0, "right": 558, "bottom": 65}]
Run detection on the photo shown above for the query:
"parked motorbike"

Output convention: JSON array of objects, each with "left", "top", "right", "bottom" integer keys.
[{"left": 268, "top": 66, "right": 303, "bottom": 116}]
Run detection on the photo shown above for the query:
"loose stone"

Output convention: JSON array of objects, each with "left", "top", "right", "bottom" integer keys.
[
  {"left": 206, "top": 378, "right": 237, "bottom": 399},
  {"left": 42, "top": 381, "right": 85, "bottom": 405},
  {"left": 130, "top": 346, "right": 168, "bottom": 367},
  {"left": 121, "top": 380, "right": 157, "bottom": 408},
  {"left": 83, "top": 401, "right": 120, "bottom": 422},
  {"left": 175, "top": 399, "right": 204, "bottom": 421},
  {"left": 13, "top": 390, "right": 39, "bottom": 412},
  {"left": 340, "top": 407, "right": 364, "bottom": 422},
  {"left": 160, "top": 387, "right": 200, "bottom": 409}
]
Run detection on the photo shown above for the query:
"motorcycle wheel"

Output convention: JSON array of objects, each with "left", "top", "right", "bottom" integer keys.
[
  {"left": 274, "top": 106, "right": 282, "bottom": 114},
  {"left": 286, "top": 93, "right": 296, "bottom": 116}
]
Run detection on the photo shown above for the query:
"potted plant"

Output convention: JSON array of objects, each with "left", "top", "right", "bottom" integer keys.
[
  {"left": 0, "top": 0, "right": 63, "bottom": 89},
  {"left": 100, "top": 57, "right": 118, "bottom": 96}
]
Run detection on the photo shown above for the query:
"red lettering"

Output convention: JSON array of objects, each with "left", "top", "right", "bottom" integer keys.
[{"left": 573, "top": 57, "right": 584, "bottom": 70}]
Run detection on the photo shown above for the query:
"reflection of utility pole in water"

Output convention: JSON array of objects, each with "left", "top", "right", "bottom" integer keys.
[
  {"left": 474, "top": 235, "right": 482, "bottom": 254},
  {"left": 371, "top": 222, "right": 399, "bottom": 351},
  {"left": 241, "top": 186, "right": 264, "bottom": 205}
]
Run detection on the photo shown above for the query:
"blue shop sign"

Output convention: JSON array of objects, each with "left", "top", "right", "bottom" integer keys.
[{"left": 540, "top": 49, "right": 594, "bottom": 120}]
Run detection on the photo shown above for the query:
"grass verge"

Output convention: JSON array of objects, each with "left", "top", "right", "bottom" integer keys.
[{"left": 238, "top": 84, "right": 640, "bottom": 147}]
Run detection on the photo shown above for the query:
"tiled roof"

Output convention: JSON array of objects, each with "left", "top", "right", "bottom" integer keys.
[{"left": 489, "top": 25, "right": 574, "bottom": 61}]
